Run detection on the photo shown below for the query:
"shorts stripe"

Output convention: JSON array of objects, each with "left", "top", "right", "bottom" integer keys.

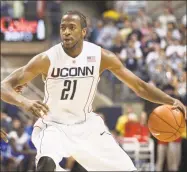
[{"left": 40, "top": 120, "right": 48, "bottom": 154}]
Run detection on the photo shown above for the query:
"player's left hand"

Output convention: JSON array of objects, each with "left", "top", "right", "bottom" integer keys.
[
  {"left": 1, "top": 129, "right": 8, "bottom": 143},
  {"left": 172, "top": 99, "right": 186, "bottom": 119}
]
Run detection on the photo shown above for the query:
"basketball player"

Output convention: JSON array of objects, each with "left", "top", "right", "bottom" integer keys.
[{"left": 1, "top": 11, "right": 186, "bottom": 171}]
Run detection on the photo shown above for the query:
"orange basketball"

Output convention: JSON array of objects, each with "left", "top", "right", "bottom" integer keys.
[{"left": 148, "top": 105, "right": 186, "bottom": 142}]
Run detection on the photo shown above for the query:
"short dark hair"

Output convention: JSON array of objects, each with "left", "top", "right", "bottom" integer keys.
[{"left": 64, "top": 10, "right": 87, "bottom": 29}]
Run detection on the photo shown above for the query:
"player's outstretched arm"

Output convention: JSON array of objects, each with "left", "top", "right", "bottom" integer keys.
[
  {"left": 100, "top": 48, "right": 186, "bottom": 118},
  {"left": 1, "top": 53, "right": 50, "bottom": 118}
]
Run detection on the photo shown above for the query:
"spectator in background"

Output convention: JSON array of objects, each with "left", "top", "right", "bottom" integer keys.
[
  {"left": 166, "top": 38, "right": 185, "bottom": 73},
  {"left": 116, "top": 14, "right": 129, "bottom": 30},
  {"left": 154, "top": 20, "right": 167, "bottom": 39},
  {"left": 8, "top": 119, "right": 28, "bottom": 170},
  {"left": 181, "top": 14, "right": 186, "bottom": 27},
  {"left": 122, "top": 110, "right": 149, "bottom": 143},
  {"left": 36, "top": 1, "right": 45, "bottom": 19},
  {"left": 1, "top": 112, "right": 12, "bottom": 133},
  {"left": 89, "top": 20, "right": 103, "bottom": 44},
  {"left": 1, "top": 141, "right": 16, "bottom": 172},
  {"left": 1, "top": 1, "right": 13, "bottom": 17},
  {"left": 2, "top": 102, "right": 20, "bottom": 120},
  {"left": 127, "top": 20, "right": 142, "bottom": 41},
  {"left": 109, "top": 33, "right": 124, "bottom": 101},
  {"left": 150, "top": 31, "right": 161, "bottom": 45},
  {"left": 140, "top": 31, "right": 160, "bottom": 60},
  {"left": 140, "top": 34, "right": 151, "bottom": 58},
  {"left": 162, "top": 68, "right": 178, "bottom": 93},
  {"left": 111, "top": 33, "right": 124, "bottom": 56},
  {"left": 135, "top": 8, "right": 152, "bottom": 29},
  {"left": 47, "top": 1, "right": 62, "bottom": 43},
  {"left": 96, "top": 20, "right": 118, "bottom": 50},
  {"left": 157, "top": 7, "right": 176, "bottom": 31},
  {"left": 180, "top": 16, "right": 187, "bottom": 44},
  {"left": 140, "top": 23, "right": 151, "bottom": 37},
  {"left": 8, "top": 119, "right": 36, "bottom": 171},
  {"left": 119, "top": 39, "right": 143, "bottom": 72},
  {"left": 114, "top": 1, "right": 128, "bottom": 14},
  {"left": 84, "top": 18, "right": 93, "bottom": 42},
  {"left": 167, "top": 22, "right": 181, "bottom": 41},
  {"left": 24, "top": 118, "right": 35, "bottom": 136},
  {"left": 115, "top": 106, "right": 133, "bottom": 136},
  {"left": 102, "top": 8, "right": 120, "bottom": 21},
  {"left": 156, "top": 138, "right": 182, "bottom": 171},
  {"left": 137, "top": 111, "right": 149, "bottom": 143},
  {"left": 151, "top": 63, "right": 167, "bottom": 88},
  {"left": 146, "top": 43, "right": 161, "bottom": 65},
  {"left": 114, "top": 1, "right": 147, "bottom": 16},
  {"left": 12, "top": 1, "right": 24, "bottom": 18},
  {"left": 128, "top": 33, "right": 141, "bottom": 49},
  {"left": 24, "top": 1, "right": 37, "bottom": 20},
  {"left": 177, "top": 70, "right": 187, "bottom": 105},
  {"left": 146, "top": 43, "right": 166, "bottom": 78},
  {"left": 124, "top": 111, "right": 139, "bottom": 138},
  {"left": 119, "top": 19, "right": 132, "bottom": 42},
  {"left": 179, "top": 125, "right": 187, "bottom": 171}
]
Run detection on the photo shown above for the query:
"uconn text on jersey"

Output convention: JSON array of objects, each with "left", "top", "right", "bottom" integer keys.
[{"left": 51, "top": 66, "right": 94, "bottom": 77}]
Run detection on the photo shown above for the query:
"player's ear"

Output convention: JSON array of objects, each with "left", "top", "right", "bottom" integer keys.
[{"left": 82, "top": 28, "right": 87, "bottom": 38}]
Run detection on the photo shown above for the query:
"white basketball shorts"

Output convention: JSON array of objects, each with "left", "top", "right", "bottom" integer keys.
[{"left": 31, "top": 113, "right": 137, "bottom": 171}]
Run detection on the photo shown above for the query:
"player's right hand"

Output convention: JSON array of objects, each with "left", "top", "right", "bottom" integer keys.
[
  {"left": 23, "top": 100, "right": 49, "bottom": 118},
  {"left": 172, "top": 99, "right": 187, "bottom": 119}
]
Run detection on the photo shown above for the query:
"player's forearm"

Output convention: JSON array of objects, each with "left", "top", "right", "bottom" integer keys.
[
  {"left": 1, "top": 82, "right": 28, "bottom": 107},
  {"left": 138, "top": 82, "right": 175, "bottom": 105}
]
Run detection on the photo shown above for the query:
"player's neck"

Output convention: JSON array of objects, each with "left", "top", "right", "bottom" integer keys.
[{"left": 63, "top": 41, "right": 83, "bottom": 58}]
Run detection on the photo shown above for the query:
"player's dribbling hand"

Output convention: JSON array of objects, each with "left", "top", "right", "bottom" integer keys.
[
  {"left": 172, "top": 99, "right": 186, "bottom": 119},
  {"left": 23, "top": 100, "right": 49, "bottom": 118},
  {"left": 1, "top": 129, "right": 8, "bottom": 143}
]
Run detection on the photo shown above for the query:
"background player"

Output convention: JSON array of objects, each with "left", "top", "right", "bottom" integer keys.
[{"left": 1, "top": 11, "right": 186, "bottom": 171}]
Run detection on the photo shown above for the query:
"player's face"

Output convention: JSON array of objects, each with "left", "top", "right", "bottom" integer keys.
[{"left": 60, "top": 14, "right": 86, "bottom": 49}]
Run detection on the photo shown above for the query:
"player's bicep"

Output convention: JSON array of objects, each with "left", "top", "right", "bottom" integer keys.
[
  {"left": 2, "top": 66, "right": 36, "bottom": 87},
  {"left": 2, "top": 53, "right": 47, "bottom": 87}
]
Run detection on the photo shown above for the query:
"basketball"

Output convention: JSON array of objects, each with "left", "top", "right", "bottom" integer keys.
[{"left": 148, "top": 105, "right": 186, "bottom": 142}]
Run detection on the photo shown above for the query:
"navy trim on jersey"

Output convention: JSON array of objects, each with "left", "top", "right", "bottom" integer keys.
[{"left": 44, "top": 76, "right": 95, "bottom": 125}]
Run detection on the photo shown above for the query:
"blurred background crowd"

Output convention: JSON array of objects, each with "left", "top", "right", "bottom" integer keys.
[{"left": 1, "top": 1, "right": 186, "bottom": 171}]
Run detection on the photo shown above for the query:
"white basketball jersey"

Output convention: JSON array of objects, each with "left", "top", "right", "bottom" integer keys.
[{"left": 43, "top": 41, "right": 101, "bottom": 125}]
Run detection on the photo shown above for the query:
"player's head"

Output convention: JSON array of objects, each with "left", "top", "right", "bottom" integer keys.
[{"left": 60, "top": 11, "right": 87, "bottom": 49}]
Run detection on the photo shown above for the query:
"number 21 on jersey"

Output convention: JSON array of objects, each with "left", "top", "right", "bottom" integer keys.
[{"left": 61, "top": 80, "right": 77, "bottom": 100}]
